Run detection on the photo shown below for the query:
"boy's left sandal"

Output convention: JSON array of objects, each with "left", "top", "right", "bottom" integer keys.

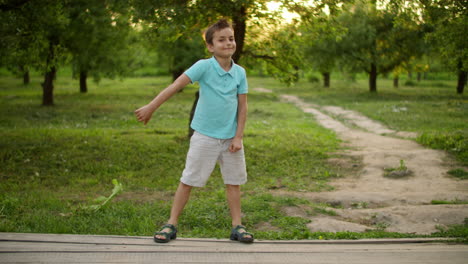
[
  {"left": 230, "top": 225, "right": 254, "bottom": 243},
  {"left": 154, "top": 224, "right": 177, "bottom": 243}
]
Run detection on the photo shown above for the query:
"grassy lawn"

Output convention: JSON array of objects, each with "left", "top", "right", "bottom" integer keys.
[{"left": 0, "top": 72, "right": 466, "bottom": 240}]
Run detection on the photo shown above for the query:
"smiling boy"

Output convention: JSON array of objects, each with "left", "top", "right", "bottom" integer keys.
[{"left": 134, "top": 19, "right": 253, "bottom": 243}]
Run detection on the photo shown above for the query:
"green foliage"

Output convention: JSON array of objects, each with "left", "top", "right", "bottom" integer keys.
[
  {"left": 306, "top": 74, "right": 320, "bottom": 83},
  {"left": 80, "top": 179, "right": 123, "bottom": 212},
  {"left": 65, "top": 0, "right": 137, "bottom": 83},
  {"left": 336, "top": 0, "right": 425, "bottom": 91},
  {"left": 236, "top": 4, "right": 304, "bottom": 85},
  {"left": 404, "top": 80, "right": 417, "bottom": 86},
  {"left": 447, "top": 169, "right": 468, "bottom": 180},
  {"left": 384, "top": 160, "right": 412, "bottom": 179},
  {"left": 432, "top": 219, "right": 468, "bottom": 243},
  {"left": 251, "top": 24, "right": 303, "bottom": 85},
  {"left": 2, "top": 0, "right": 465, "bottom": 97},
  {"left": 417, "top": 131, "right": 468, "bottom": 166},
  {"left": 299, "top": 10, "right": 346, "bottom": 79},
  {"left": 422, "top": 0, "right": 468, "bottom": 72},
  {"left": 0, "top": 1, "right": 70, "bottom": 73},
  {"left": 146, "top": 24, "right": 206, "bottom": 80}
]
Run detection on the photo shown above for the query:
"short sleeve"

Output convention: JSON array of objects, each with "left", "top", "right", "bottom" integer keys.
[
  {"left": 184, "top": 60, "right": 207, "bottom": 83},
  {"left": 237, "top": 68, "right": 248, "bottom": 94}
]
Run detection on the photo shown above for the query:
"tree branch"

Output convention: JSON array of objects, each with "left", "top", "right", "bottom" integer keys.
[{"left": 242, "top": 50, "right": 275, "bottom": 61}]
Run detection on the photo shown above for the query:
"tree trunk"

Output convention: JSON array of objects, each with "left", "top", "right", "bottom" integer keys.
[
  {"left": 42, "top": 37, "right": 58, "bottom": 106},
  {"left": 393, "top": 76, "right": 399, "bottom": 88},
  {"left": 42, "top": 66, "right": 56, "bottom": 106},
  {"left": 322, "top": 72, "right": 330, "bottom": 87},
  {"left": 457, "top": 60, "right": 466, "bottom": 94},
  {"left": 23, "top": 70, "right": 30, "bottom": 85},
  {"left": 369, "top": 63, "right": 377, "bottom": 92},
  {"left": 232, "top": 5, "right": 246, "bottom": 63},
  {"left": 173, "top": 69, "right": 186, "bottom": 93},
  {"left": 417, "top": 72, "right": 422, "bottom": 82},
  {"left": 188, "top": 91, "right": 199, "bottom": 138},
  {"left": 80, "top": 70, "right": 87, "bottom": 93},
  {"left": 172, "top": 68, "right": 185, "bottom": 82}
]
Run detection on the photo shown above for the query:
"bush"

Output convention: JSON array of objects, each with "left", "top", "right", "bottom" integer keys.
[
  {"left": 417, "top": 131, "right": 468, "bottom": 166},
  {"left": 404, "top": 80, "right": 417, "bottom": 86},
  {"left": 305, "top": 73, "right": 320, "bottom": 83}
]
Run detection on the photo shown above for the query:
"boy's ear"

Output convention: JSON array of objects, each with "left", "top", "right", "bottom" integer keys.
[{"left": 207, "top": 43, "right": 214, "bottom": 53}]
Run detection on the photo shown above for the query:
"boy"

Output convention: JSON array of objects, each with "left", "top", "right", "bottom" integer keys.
[{"left": 134, "top": 19, "right": 253, "bottom": 243}]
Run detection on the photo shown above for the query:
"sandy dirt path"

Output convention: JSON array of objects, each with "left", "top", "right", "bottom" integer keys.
[{"left": 255, "top": 88, "right": 468, "bottom": 235}]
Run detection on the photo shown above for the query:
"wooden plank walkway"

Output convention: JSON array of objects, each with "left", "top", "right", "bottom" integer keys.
[{"left": 0, "top": 232, "right": 467, "bottom": 263}]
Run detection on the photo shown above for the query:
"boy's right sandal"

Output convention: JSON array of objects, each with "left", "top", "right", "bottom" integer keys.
[
  {"left": 154, "top": 224, "right": 177, "bottom": 243},
  {"left": 230, "top": 225, "right": 254, "bottom": 243}
]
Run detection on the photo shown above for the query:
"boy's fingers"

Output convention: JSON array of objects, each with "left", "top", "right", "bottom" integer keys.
[{"left": 229, "top": 144, "right": 240, "bottom": 153}]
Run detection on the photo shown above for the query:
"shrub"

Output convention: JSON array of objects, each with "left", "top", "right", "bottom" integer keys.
[{"left": 417, "top": 131, "right": 468, "bottom": 166}]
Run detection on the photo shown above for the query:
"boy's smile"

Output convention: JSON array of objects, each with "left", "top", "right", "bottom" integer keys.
[{"left": 207, "top": 28, "right": 236, "bottom": 59}]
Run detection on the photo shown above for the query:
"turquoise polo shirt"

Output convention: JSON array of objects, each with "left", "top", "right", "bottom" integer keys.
[{"left": 184, "top": 56, "right": 248, "bottom": 139}]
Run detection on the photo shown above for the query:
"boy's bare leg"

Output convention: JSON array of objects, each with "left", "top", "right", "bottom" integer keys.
[
  {"left": 155, "top": 182, "right": 192, "bottom": 239},
  {"left": 226, "top": 184, "right": 252, "bottom": 239}
]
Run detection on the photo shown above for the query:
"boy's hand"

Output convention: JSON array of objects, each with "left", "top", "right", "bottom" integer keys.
[
  {"left": 229, "top": 137, "right": 243, "bottom": 153},
  {"left": 134, "top": 105, "right": 154, "bottom": 125}
]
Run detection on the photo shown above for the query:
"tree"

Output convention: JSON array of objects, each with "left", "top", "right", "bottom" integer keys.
[
  {"left": 243, "top": 22, "right": 303, "bottom": 85},
  {"left": 0, "top": 1, "right": 36, "bottom": 85},
  {"left": 280, "top": 0, "right": 359, "bottom": 86},
  {"left": 1, "top": 0, "right": 70, "bottom": 105},
  {"left": 33, "top": 2, "right": 69, "bottom": 106},
  {"left": 388, "top": 3, "right": 429, "bottom": 88},
  {"left": 65, "top": 0, "right": 136, "bottom": 93},
  {"left": 132, "top": 0, "right": 286, "bottom": 136},
  {"left": 338, "top": 0, "right": 424, "bottom": 92},
  {"left": 420, "top": 0, "right": 467, "bottom": 94},
  {"left": 146, "top": 22, "right": 206, "bottom": 82},
  {"left": 133, "top": 0, "right": 319, "bottom": 85},
  {"left": 299, "top": 12, "right": 347, "bottom": 87},
  {"left": 2, "top": 0, "right": 142, "bottom": 104}
]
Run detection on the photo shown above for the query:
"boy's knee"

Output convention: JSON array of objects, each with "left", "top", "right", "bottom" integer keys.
[
  {"left": 179, "top": 182, "right": 194, "bottom": 190},
  {"left": 225, "top": 184, "right": 240, "bottom": 191}
]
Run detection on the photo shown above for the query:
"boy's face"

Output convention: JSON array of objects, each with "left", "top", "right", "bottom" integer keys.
[{"left": 207, "top": 28, "right": 236, "bottom": 59}]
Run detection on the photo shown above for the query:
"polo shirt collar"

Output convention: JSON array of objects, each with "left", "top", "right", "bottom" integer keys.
[{"left": 210, "top": 56, "right": 235, "bottom": 77}]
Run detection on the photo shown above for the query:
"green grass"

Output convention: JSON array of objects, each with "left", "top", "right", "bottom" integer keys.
[
  {"left": 0, "top": 72, "right": 466, "bottom": 241},
  {"left": 0, "top": 73, "right": 343, "bottom": 239},
  {"left": 447, "top": 168, "right": 468, "bottom": 180},
  {"left": 431, "top": 200, "right": 468, "bottom": 205},
  {"left": 383, "top": 160, "right": 413, "bottom": 179}
]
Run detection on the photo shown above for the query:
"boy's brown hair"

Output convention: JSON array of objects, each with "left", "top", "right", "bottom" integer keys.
[{"left": 204, "top": 19, "right": 233, "bottom": 45}]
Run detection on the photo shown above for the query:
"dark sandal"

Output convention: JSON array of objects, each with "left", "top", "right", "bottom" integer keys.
[
  {"left": 230, "top": 225, "right": 254, "bottom": 243},
  {"left": 154, "top": 224, "right": 177, "bottom": 243}
]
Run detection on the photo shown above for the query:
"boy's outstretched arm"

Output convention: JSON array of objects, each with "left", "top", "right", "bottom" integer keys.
[
  {"left": 135, "top": 74, "right": 191, "bottom": 125},
  {"left": 229, "top": 94, "right": 247, "bottom": 153}
]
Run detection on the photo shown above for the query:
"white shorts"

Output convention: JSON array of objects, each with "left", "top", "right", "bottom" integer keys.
[{"left": 180, "top": 131, "right": 247, "bottom": 187}]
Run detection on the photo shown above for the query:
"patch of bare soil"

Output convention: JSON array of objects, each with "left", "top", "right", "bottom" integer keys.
[{"left": 255, "top": 88, "right": 468, "bottom": 235}]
